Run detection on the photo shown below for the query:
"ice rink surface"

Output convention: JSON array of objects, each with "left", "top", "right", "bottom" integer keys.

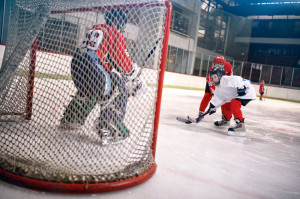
[{"left": 1, "top": 88, "right": 300, "bottom": 199}]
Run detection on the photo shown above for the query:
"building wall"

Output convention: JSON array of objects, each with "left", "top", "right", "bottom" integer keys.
[{"left": 168, "top": 0, "right": 202, "bottom": 75}]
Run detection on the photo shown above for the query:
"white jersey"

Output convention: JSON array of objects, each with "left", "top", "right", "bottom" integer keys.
[{"left": 211, "top": 76, "right": 256, "bottom": 107}]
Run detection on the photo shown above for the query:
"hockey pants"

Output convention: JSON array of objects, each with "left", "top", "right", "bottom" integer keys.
[{"left": 221, "top": 100, "right": 243, "bottom": 122}]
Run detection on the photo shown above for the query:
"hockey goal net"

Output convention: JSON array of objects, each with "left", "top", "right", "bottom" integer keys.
[{"left": 0, "top": 0, "right": 171, "bottom": 193}]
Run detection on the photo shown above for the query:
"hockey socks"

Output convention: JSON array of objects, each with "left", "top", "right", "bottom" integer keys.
[{"left": 199, "top": 92, "right": 212, "bottom": 112}]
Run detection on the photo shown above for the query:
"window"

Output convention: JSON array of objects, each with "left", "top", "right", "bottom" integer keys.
[
  {"left": 37, "top": 15, "right": 79, "bottom": 55},
  {"left": 175, "top": 49, "right": 183, "bottom": 73},
  {"left": 197, "top": 7, "right": 228, "bottom": 54},
  {"left": 167, "top": 46, "right": 177, "bottom": 72},
  {"left": 170, "top": 4, "right": 192, "bottom": 36},
  {"left": 166, "top": 45, "right": 190, "bottom": 74}
]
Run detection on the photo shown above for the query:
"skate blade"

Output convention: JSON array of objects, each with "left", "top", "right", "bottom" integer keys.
[
  {"left": 57, "top": 124, "right": 81, "bottom": 132},
  {"left": 227, "top": 131, "right": 245, "bottom": 137},
  {"left": 101, "top": 137, "right": 127, "bottom": 146}
]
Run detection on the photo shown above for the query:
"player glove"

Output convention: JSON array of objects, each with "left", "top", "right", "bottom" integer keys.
[
  {"left": 237, "top": 86, "right": 246, "bottom": 96},
  {"left": 208, "top": 103, "right": 216, "bottom": 115}
]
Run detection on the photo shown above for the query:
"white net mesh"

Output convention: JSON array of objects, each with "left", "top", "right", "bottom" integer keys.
[{"left": 0, "top": 0, "right": 168, "bottom": 184}]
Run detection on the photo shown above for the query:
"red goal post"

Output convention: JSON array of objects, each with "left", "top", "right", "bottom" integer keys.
[{"left": 0, "top": 0, "right": 172, "bottom": 193}]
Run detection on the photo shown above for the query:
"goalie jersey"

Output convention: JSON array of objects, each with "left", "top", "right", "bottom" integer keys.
[{"left": 81, "top": 24, "right": 133, "bottom": 74}]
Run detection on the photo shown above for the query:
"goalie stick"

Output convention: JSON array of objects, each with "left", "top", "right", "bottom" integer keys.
[
  {"left": 133, "top": 38, "right": 162, "bottom": 79},
  {"left": 176, "top": 94, "right": 239, "bottom": 124},
  {"left": 97, "top": 37, "right": 162, "bottom": 103}
]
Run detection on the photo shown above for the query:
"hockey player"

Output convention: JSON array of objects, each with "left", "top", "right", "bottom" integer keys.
[
  {"left": 59, "top": 10, "right": 146, "bottom": 143},
  {"left": 259, "top": 80, "right": 265, "bottom": 100},
  {"left": 198, "top": 56, "right": 232, "bottom": 117},
  {"left": 206, "top": 66, "right": 256, "bottom": 136}
]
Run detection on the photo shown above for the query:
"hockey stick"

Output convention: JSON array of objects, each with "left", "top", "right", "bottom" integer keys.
[
  {"left": 124, "top": 38, "right": 162, "bottom": 97},
  {"left": 133, "top": 38, "right": 162, "bottom": 79},
  {"left": 176, "top": 116, "right": 193, "bottom": 124},
  {"left": 101, "top": 37, "right": 162, "bottom": 103},
  {"left": 187, "top": 111, "right": 210, "bottom": 123},
  {"left": 176, "top": 111, "right": 209, "bottom": 124},
  {"left": 177, "top": 94, "right": 239, "bottom": 124}
]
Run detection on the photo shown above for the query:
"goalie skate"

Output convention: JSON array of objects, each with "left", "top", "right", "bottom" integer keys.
[
  {"left": 99, "top": 129, "right": 128, "bottom": 146},
  {"left": 93, "top": 118, "right": 129, "bottom": 145},
  {"left": 57, "top": 118, "right": 82, "bottom": 132}
]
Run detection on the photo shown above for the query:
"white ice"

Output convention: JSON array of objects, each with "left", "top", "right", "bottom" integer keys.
[{"left": 1, "top": 88, "right": 300, "bottom": 199}]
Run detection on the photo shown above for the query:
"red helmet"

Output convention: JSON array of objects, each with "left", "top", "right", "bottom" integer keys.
[
  {"left": 261, "top": 80, "right": 265, "bottom": 84},
  {"left": 213, "top": 56, "right": 225, "bottom": 65}
]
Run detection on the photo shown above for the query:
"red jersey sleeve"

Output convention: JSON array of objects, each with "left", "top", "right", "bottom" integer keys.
[
  {"left": 109, "top": 27, "right": 133, "bottom": 73},
  {"left": 224, "top": 62, "right": 232, "bottom": 76}
]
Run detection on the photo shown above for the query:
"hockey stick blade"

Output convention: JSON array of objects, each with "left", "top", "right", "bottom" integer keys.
[
  {"left": 187, "top": 116, "right": 197, "bottom": 123},
  {"left": 187, "top": 112, "right": 209, "bottom": 123},
  {"left": 176, "top": 117, "right": 192, "bottom": 124}
]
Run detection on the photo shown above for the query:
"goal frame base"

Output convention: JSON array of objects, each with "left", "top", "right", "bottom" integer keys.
[{"left": 0, "top": 163, "right": 157, "bottom": 193}]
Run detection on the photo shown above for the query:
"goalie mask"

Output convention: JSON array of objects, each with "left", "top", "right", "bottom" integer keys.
[
  {"left": 105, "top": 10, "right": 128, "bottom": 33},
  {"left": 210, "top": 66, "right": 225, "bottom": 86}
]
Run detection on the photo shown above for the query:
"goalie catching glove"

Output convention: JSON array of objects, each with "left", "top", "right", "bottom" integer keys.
[{"left": 124, "top": 63, "right": 147, "bottom": 97}]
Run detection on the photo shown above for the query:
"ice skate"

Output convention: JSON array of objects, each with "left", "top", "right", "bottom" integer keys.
[
  {"left": 228, "top": 118, "right": 246, "bottom": 136},
  {"left": 214, "top": 115, "right": 230, "bottom": 127},
  {"left": 94, "top": 118, "right": 130, "bottom": 145}
]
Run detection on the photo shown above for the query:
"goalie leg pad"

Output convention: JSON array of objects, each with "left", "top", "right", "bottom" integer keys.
[
  {"left": 96, "top": 72, "right": 130, "bottom": 141},
  {"left": 71, "top": 48, "right": 111, "bottom": 99},
  {"left": 61, "top": 93, "right": 97, "bottom": 126}
]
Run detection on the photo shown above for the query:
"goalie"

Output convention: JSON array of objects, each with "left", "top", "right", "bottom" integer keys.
[{"left": 59, "top": 10, "right": 146, "bottom": 143}]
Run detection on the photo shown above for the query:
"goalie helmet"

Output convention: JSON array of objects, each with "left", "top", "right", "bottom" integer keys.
[
  {"left": 213, "top": 56, "right": 225, "bottom": 67},
  {"left": 210, "top": 66, "right": 225, "bottom": 86},
  {"left": 105, "top": 10, "right": 128, "bottom": 32}
]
